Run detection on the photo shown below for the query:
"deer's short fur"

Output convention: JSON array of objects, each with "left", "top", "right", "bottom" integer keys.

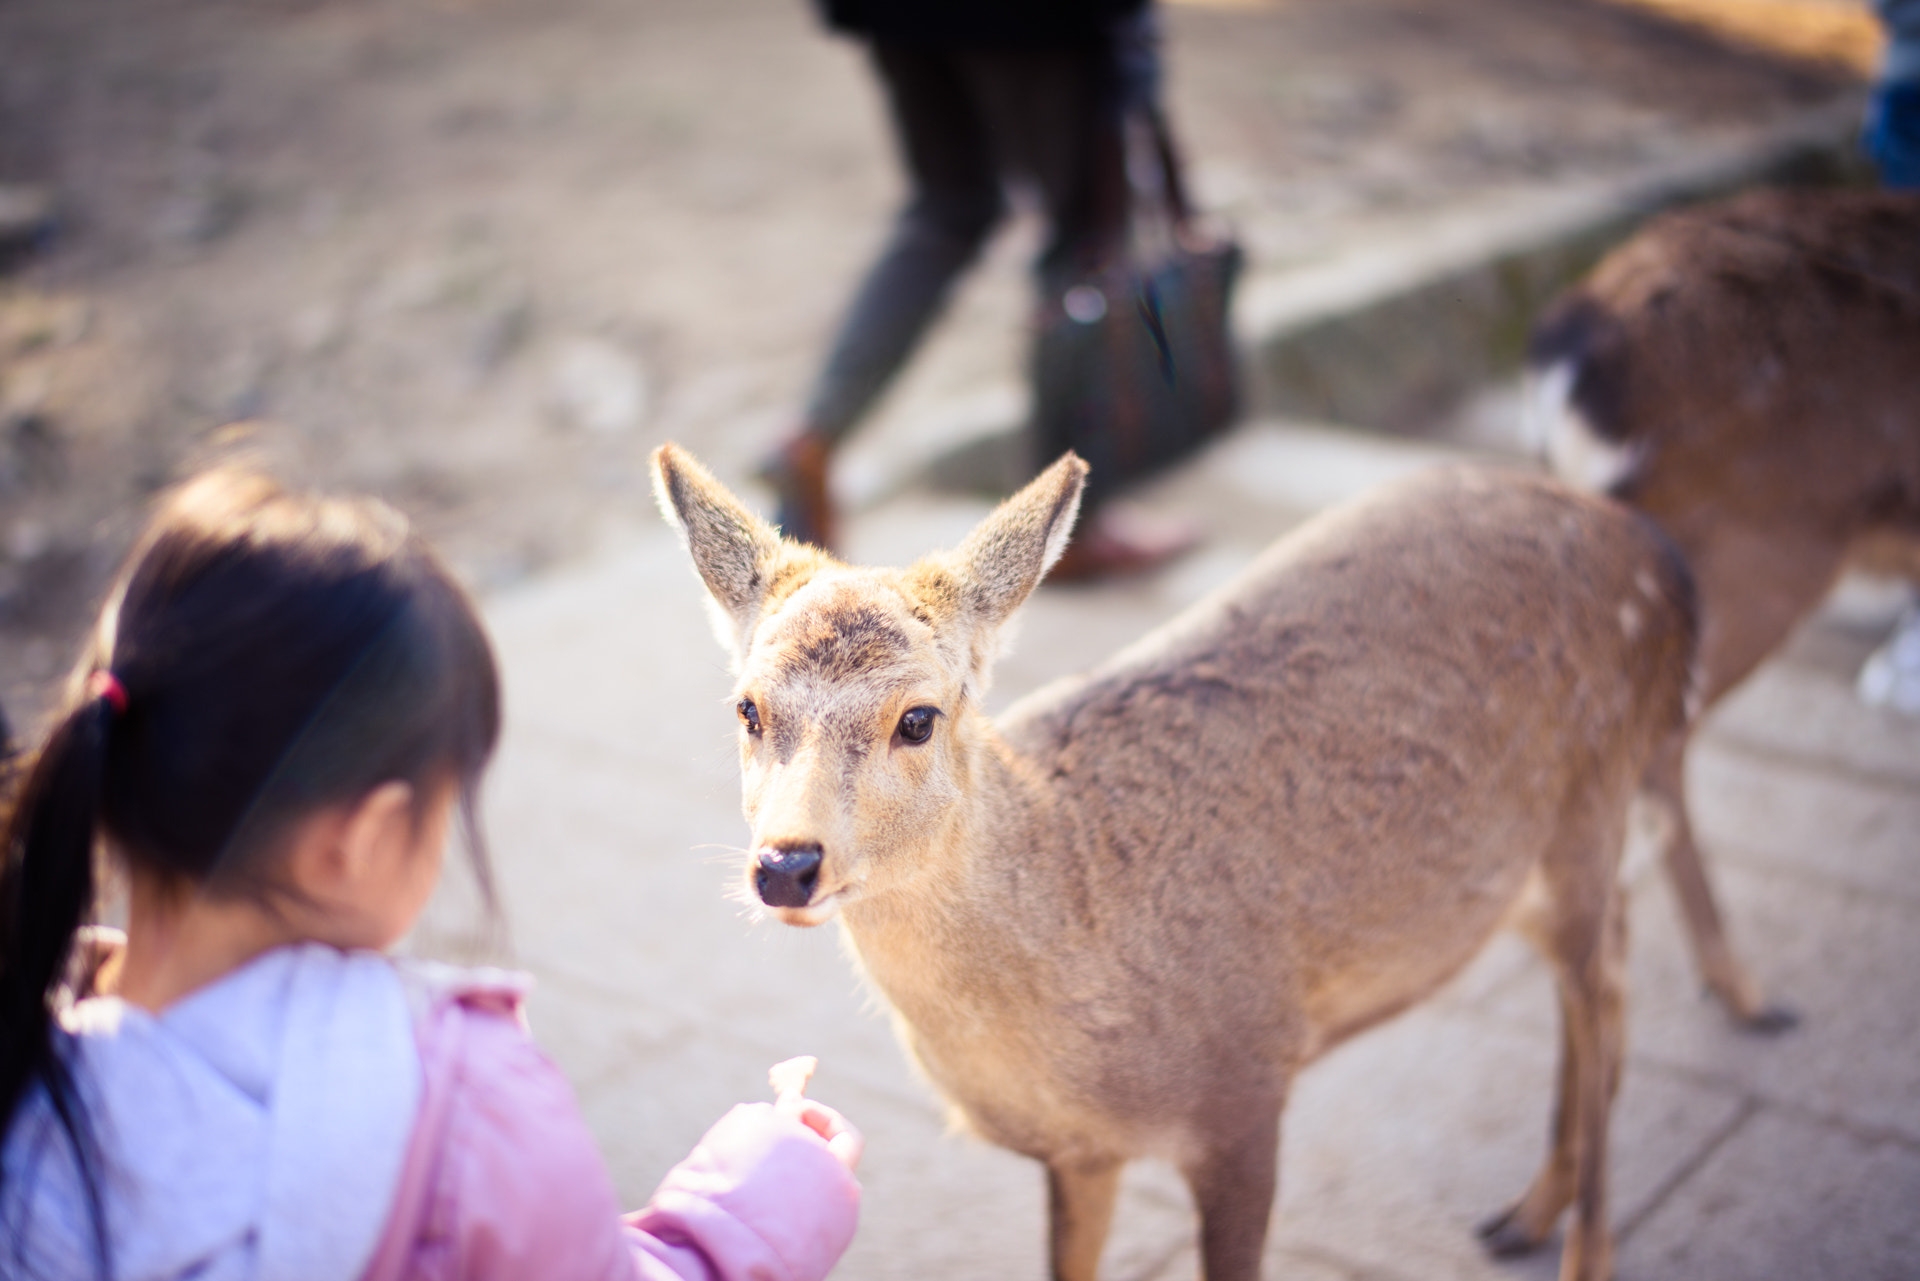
[
  {"left": 654, "top": 446, "right": 1698, "bottom": 1281},
  {"left": 1529, "top": 188, "right": 1920, "bottom": 1028}
]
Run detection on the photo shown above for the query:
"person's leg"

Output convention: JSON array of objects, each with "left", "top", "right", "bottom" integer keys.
[
  {"left": 768, "top": 42, "right": 1007, "bottom": 548},
  {"left": 964, "top": 33, "right": 1201, "bottom": 580},
  {"left": 1865, "top": 82, "right": 1920, "bottom": 188},
  {"left": 1868, "top": 0, "right": 1920, "bottom": 187},
  {"left": 803, "top": 46, "right": 1005, "bottom": 443},
  {"left": 961, "top": 42, "right": 1129, "bottom": 291}
]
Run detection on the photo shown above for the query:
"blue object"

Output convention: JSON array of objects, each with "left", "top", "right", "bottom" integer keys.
[{"left": 1864, "top": 81, "right": 1920, "bottom": 188}]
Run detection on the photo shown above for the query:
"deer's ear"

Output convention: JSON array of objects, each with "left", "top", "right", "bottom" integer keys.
[
  {"left": 652, "top": 443, "right": 789, "bottom": 661},
  {"left": 950, "top": 452, "right": 1087, "bottom": 629}
]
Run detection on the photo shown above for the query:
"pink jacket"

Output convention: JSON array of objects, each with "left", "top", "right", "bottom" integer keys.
[{"left": 358, "top": 972, "right": 862, "bottom": 1281}]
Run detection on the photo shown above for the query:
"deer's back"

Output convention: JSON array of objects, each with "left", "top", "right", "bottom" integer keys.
[
  {"left": 1529, "top": 189, "right": 1920, "bottom": 697},
  {"left": 1532, "top": 188, "right": 1920, "bottom": 537},
  {"left": 997, "top": 467, "right": 1694, "bottom": 1058}
]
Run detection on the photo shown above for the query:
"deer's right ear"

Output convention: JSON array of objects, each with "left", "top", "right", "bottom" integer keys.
[{"left": 652, "top": 443, "right": 787, "bottom": 661}]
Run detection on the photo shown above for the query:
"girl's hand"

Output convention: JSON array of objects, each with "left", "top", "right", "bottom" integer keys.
[
  {"left": 769, "top": 1054, "right": 863, "bottom": 1171},
  {"left": 778, "top": 1095, "right": 864, "bottom": 1172}
]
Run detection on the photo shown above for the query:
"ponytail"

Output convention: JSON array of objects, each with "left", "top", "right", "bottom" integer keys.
[{"left": 0, "top": 691, "right": 116, "bottom": 1276}]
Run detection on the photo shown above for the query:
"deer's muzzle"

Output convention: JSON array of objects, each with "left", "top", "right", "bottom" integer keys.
[{"left": 755, "top": 844, "right": 823, "bottom": 908}]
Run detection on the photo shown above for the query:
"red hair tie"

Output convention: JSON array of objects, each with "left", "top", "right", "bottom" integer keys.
[{"left": 88, "top": 671, "right": 129, "bottom": 715}]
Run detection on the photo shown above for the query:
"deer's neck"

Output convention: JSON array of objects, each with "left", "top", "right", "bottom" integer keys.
[{"left": 839, "top": 725, "right": 1063, "bottom": 1018}]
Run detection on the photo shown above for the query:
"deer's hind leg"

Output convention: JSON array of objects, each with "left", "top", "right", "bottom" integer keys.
[
  {"left": 1478, "top": 1006, "right": 1581, "bottom": 1258},
  {"left": 1484, "top": 809, "right": 1629, "bottom": 1281},
  {"left": 1180, "top": 1089, "right": 1284, "bottom": 1281},
  {"left": 1645, "top": 732, "right": 1794, "bottom": 1031}
]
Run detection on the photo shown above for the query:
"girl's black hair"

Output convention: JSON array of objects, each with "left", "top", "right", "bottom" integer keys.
[{"left": 0, "top": 469, "right": 502, "bottom": 1275}]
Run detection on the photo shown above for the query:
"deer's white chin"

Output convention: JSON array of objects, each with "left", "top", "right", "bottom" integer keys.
[{"left": 771, "top": 893, "right": 844, "bottom": 928}]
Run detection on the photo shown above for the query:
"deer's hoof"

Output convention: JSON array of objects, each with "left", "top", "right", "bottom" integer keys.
[
  {"left": 1477, "top": 1206, "right": 1548, "bottom": 1259},
  {"left": 1734, "top": 1000, "right": 1800, "bottom": 1036}
]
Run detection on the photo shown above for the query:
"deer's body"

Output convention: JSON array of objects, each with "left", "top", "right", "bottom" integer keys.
[
  {"left": 655, "top": 451, "right": 1696, "bottom": 1281},
  {"left": 863, "top": 471, "right": 1679, "bottom": 1151},
  {"left": 1530, "top": 187, "right": 1920, "bottom": 1025}
]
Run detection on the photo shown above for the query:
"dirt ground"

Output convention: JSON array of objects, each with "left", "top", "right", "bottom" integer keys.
[{"left": 0, "top": 0, "right": 1858, "bottom": 724}]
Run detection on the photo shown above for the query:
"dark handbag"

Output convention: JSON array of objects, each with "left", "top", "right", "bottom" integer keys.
[{"left": 1030, "top": 110, "right": 1243, "bottom": 508}]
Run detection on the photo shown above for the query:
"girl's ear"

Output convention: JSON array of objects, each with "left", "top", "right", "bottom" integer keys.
[
  {"left": 336, "top": 782, "right": 417, "bottom": 885},
  {"left": 287, "top": 781, "right": 414, "bottom": 899}
]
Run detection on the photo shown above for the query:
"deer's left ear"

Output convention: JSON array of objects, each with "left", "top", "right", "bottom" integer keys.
[
  {"left": 948, "top": 452, "right": 1087, "bottom": 630},
  {"left": 653, "top": 443, "right": 795, "bottom": 663}
]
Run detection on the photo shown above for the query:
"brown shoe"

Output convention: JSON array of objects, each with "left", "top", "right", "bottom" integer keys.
[
  {"left": 758, "top": 434, "right": 837, "bottom": 551},
  {"left": 1045, "top": 504, "right": 1202, "bottom": 584}
]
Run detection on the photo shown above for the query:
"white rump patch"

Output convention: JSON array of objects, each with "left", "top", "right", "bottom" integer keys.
[
  {"left": 1525, "top": 359, "right": 1639, "bottom": 493},
  {"left": 1617, "top": 600, "right": 1644, "bottom": 641}
]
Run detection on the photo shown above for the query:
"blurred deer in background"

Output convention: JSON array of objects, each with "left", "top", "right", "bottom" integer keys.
[
  {"left": 655, "top": 443, "right": 1699, "bottom": 1281},
  {"left": 1529, "top": 188, "right": 1920, "bottom": 1030}
]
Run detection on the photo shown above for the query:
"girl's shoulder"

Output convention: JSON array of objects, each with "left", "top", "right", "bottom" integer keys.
[
  {"left": 363, "top": 962, "right": 639, "bottom": 1281},
  {"left": 390, "top": 955, "right": 536, "bottom": 1027},
  {"left": 385, "top": 953, "right": 577, "bottom": 1154}
]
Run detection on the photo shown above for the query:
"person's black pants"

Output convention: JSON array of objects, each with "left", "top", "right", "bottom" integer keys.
[{"left": 801, "top": 38, "right": 1130, "bottom": 444}]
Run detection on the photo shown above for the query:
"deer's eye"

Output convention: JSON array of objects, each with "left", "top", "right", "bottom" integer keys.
[
  {"left": 896, "top": 706, "right": 937, "bottom": 745},
  {"left": 737, "top": 698, "right": 762, "bottom": 737}
]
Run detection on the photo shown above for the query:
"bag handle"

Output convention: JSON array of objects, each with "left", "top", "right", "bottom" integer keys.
[
  {"left": 1143, "top": 105, "right": 1193, "bottom": 226},
  {"left": 1122, "top": 101, "right": 1203, "bottom": 263}
]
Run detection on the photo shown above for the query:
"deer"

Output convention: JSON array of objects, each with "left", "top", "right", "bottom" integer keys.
[
  {"left": 652, "top": 443, "right": 1699, "bottom": 1281},
  {"left": 1527, "top": 186, "right": 1920, "bottom": 1031}
]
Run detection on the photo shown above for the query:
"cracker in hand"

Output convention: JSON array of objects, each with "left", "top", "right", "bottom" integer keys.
[{"left": 768, "top": 1054, "right": 819, "bottom": 1105}]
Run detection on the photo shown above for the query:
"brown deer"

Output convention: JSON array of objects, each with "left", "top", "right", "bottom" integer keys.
[
  {"left": 653, "top": 444, "right": 1699, "bottom": 1281},
  {"left": 1528, "top": 187, "right": 1920, "bottom": 1030}
]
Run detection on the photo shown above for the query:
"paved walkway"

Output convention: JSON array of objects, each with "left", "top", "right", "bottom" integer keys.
[{"left": 414, "top": 419, "right": 1920, "bottom": 1280}]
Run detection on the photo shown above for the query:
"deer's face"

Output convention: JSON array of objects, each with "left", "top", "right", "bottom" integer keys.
[
  {"left": 732, "top": 570, "right": 971, "bottom": 925},
  {"left": 651, "top": 442, "right": 1086, "bottom": 928}
]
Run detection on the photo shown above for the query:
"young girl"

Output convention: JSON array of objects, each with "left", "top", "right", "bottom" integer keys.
[{"left": 0, "top": 470, "right": 862, "bottom": 1280}]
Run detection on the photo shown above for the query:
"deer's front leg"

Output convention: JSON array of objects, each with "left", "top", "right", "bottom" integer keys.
[{"left": 1048, "top": 1156, "right": 1123, "bottom": 1281}]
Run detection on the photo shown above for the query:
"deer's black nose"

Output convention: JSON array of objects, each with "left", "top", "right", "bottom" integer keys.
[{"left": 755, "top": 845, "right": 823, "bottom": 908}]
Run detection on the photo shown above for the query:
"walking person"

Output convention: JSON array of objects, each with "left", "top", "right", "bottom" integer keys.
[
  {"left": 0, "top": 470, "right": 862, "bottom": 1279},
  {"left": 764, "top": 0, "right": 1206, "bottom": 578},
  {"left": 1867, "top": 0, "right": 1920, "bottom": 186}
]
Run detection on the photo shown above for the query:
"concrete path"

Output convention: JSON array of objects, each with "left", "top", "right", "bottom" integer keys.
[{"left": 413, "top": 419, "right": 1920, "bottom": 1280}]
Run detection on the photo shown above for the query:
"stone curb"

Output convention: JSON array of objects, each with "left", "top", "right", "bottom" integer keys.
[{"left": 1238, "top": 97, "right": 1869, "bottom": 434}]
